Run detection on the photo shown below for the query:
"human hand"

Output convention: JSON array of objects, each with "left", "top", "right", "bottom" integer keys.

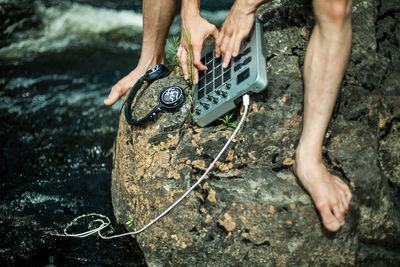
[
  {"left": 177, "top": 15, "right": 219, "bottom": 84},
  {"left": 215, "top": 0, "right": 258, "bottom": 68}
]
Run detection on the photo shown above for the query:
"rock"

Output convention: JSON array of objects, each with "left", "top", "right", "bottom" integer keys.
[{"left": 111, "top": 0, "right": 400, "bottom": 265}]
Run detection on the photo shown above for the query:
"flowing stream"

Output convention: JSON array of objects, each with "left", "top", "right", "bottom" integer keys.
[{"left": 0, "top": 0, "right": 231, "bottom": 265}]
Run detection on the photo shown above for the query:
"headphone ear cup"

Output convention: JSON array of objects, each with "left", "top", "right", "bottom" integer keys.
[
  {"left": 159, "top": 86, "right": 185, "bottom": 110},
  {"left": 144, "top": 64, "right": 171, "bottom": 83}
]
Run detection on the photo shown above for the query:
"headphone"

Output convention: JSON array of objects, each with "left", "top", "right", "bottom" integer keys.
[{"left": 124, "top": 64, "right": 186, "bottom": 126}]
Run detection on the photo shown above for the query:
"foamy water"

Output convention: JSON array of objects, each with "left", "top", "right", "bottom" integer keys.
[
  {"left": 0, "top": 2, "right": 230, "bottom": 60},
  {"left": 0, "top": 3, "right": 143, "bottom": 59}
]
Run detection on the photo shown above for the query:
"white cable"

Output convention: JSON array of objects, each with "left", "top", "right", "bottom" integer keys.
[{"left": 58, "top": 94, "right": 251, "bottom": 239}]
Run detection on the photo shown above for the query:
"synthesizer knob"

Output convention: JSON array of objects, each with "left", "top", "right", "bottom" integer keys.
[
  {"left": 212, "top": 97, "right": 219, "bottom": 104},
  {"left": 195, "top": 108, "right": 202, "bottom": 115},
  {"left": 206, "top": 95, "right": 213, "bottom": 101},
  {"left": 215, "top": 90, "right": 221, "bottom": 95},
  {"left": 221, "top": 91, "right": 227, "bottom": 98},
  {"left": 200, "top": 102, "right": 210, "bottom": 109},
  {"left": 226, "top": 82, "right": 231, "bottom": 90}
]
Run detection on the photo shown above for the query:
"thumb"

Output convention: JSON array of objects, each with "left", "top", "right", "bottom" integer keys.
[{"left": 210, "top": 24, "right": 219, "bottom": 41}]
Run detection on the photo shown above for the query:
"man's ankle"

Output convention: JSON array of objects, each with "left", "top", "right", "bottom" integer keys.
[{"left": 295, "top": 143, "right": 323, "bottom": 165}]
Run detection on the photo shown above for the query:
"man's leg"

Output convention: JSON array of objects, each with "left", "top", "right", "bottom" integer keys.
[
  {"left": 294, "top": 0, "right": 353, "bottom": 232},
  {"left": 104, "top": 0, "right": 178, "bottom": 106}
]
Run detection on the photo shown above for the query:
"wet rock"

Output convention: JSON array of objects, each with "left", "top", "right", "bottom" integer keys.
[{"left": 112, "top": 0, "right": 400, "bottom": 265}]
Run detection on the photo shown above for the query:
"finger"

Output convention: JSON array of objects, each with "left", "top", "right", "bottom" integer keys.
[
  {"left": 210, "top": 24, "right": 219, "bottom": 41},
  {"left": 232, "top": 33, "right": 244, "bottom": 57},
  {"left": 222, "top": 35, "right": 235, "bottom": 68},
  {"left": 215, "top": 33, "right": 224, "bottom": 58},
  {"left": 177, "top": 46, "right": 189, "bottom": 80},
  {"left": 220, "top": 36, "right": 229, "bottom": 66},
  {"left": 104, "top": 84, "right": 122, "bottom": 106},
  {"left": 193, "top": 67, "right": 199, "bottom": 84},
  {"left": 193, "top": 43, "right": 206, "bottom": 71}
]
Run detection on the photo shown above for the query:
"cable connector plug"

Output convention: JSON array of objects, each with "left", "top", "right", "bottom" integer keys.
[{"left": 243, "top": 94, "right": 250, "bottom": 107}]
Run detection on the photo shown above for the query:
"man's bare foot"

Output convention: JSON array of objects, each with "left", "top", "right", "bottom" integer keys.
[
  {"left": 293, "top": 145, "right": 352, "bottom": 232},
  {"left": 104, "top": 62, "right": 161, "bottom": 106}
]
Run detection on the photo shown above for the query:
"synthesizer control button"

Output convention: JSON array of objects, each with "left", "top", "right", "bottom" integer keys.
[
  {"left": 233, "top": 54, "right": 242, "bottom": 62},
  {"left": 215, "top": 89, "right": 221, "bottom": 95},
  {"left": 199, "top": 69, "right": 205, "bottom": 80},
  {"left": 206, "top": 61, "right": 213, "bottom": 72},
  {"left": 214, "top": 64, "right": 222, "bottom": 77},
  {"left": 206, "top": 95, "right": 213, "bottom": 101},
  {"left": 200, "top": 102, "right": 210, "bottom": 109},
  {"left": 195, "top": 109, "right": 202, "bottom": 115},
  {"left": 206, "top": 52, "right": 213, "bottom": 63},
  {"left": 198, "top": 77, "right": 205, "bottom": 89},
  {"left": 243, "top": 47, "right": 251, "bottom": 55},
  {"left": 223, "top": 69, "right": 231, "bottom": 82},
  {"left": 234, "top": 63, "right": 242, "bottom": 72},
  {"left": 221, "top": 91, "right": 228, "bottom": 98},
  {"left": 206, "top": 71, "right": 213, "bottom": 84},
  {"left": 206, "top": 82, "right": 213, "bottom": 94},
  {"left": 215, "top": 56, "right": 222, "bottom": 65},
  {"left": 237, "top": 68, "right": 250, "bottom": 84},
  {"left": 198, "top": 87, "right": 205, "bottom": 100},
  {"left": 215, "top": 75, "right": 222, "bottom": 88},
  {"left": 243, "top": 56, "right": 252, "bottom": 65},
  {"left": 226, "top": 82, "right": 231, "bottom": 90},
  {"left": 212, "top": 97, "right": 219, "bottom": 104}
]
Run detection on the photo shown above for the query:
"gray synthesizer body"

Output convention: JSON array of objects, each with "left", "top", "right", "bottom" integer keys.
[{"left": 193, "top": 17, "right": 267, "bottom": 127}]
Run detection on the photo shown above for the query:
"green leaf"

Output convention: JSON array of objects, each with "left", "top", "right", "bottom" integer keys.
[
  {"left": 228, "top": 123, "right": 237, "bottom": 128},
  {"left": 216, "top": 125, "right": 227, "bottom": 131},
  {"left": 126, "top": 214, "right": 134, "bottom": 227}
]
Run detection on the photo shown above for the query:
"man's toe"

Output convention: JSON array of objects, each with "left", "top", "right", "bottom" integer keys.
[{"left": 316, "top": 200, "right": 342, "bottom": 232}]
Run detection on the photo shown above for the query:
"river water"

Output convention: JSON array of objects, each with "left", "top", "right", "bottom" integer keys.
[{"left": 0, "top": 0, "right": 231, "bottom": 265}]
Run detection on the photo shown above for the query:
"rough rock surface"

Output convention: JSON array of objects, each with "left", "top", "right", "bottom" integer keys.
[{"left": 111, "top": 0, "right": 400, "bottom": 265}]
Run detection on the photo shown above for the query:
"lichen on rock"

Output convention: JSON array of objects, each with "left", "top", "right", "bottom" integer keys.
[{"left": 111, "top": 0, "right": 400, "bottom": 265}]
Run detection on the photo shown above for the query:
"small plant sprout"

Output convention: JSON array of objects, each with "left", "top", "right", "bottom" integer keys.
[
  {"left": 216, "top": 113, "right": 237, "bottom": 131},
  {"left": 126, "top": 214, "right": 134, "bottom": 228},
  {"left": 183, "top": 27, "right": 195, "bottom": 85}
]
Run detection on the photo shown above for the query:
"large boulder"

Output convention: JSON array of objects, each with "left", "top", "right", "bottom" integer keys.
[{"left": 111, "top": 0, "right": 400, "bottom": 265}]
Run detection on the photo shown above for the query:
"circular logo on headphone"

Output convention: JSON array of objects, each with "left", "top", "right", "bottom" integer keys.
[{"left": 160, "top": 86, "right": 184, "bottom": 106}]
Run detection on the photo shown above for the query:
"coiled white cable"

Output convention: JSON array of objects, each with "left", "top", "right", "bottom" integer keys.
[{"left": 57, "top": 94, "right": 250, "bottom": 239}]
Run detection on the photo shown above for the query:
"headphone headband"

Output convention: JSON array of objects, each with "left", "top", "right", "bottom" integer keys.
[{"left": 124, "top": 64, "right": 185, "bottom": 126}]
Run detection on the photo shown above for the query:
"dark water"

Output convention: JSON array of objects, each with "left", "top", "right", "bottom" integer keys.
[{"left": 0, "top": 0, "right": 231, "bottom": 265}]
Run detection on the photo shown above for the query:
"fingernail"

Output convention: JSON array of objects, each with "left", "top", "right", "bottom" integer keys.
[{"left": 330, "top": 221, "right": 341, "bottom": 230}]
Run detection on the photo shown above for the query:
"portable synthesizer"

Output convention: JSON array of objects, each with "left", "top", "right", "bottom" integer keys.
[{"left": 193, "top": 17, "right": 268, "bottom": 127}]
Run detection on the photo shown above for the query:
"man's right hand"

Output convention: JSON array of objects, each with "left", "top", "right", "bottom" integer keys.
[
  {"left": 178, "top": 0, "right": 219, "bottom": 84},
  {"left": 216, "top": 0, "right": 270, "bottom": 68}
]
